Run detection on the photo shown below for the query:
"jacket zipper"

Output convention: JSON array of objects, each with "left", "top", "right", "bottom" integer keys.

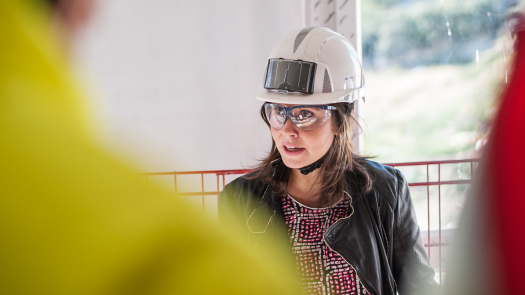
[
  {"left": 322, "top": 191, "right": 374, "bottom": 295},
  {"left": 246, "top": 170, "right": 277, "bottom": 234},
  {"left": 249, "top": 172, "right": 304, "bottom": 293}
]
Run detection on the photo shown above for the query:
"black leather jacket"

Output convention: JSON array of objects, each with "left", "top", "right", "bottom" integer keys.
[{"left": 219, "top": 160, "right": 441, "bottom": 295}]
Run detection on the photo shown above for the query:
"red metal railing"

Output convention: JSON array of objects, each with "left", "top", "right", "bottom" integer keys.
[
  {"left": 144, "top": 169, "right": 252, "bottom": 213},
  {"left": 385, "top": 159, "right": 479, "bottom": 283},
  {"left": 143, "top": 158, "right": 479, "bottom": 284}
]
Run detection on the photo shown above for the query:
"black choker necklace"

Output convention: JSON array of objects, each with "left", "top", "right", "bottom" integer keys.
[{"left": 298, "top": 156, "right": 325, "bottom": 175}]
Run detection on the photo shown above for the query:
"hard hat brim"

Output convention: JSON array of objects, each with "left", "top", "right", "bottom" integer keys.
[{"left": 255, "top": 86, "right": 365, "bottom": 105}]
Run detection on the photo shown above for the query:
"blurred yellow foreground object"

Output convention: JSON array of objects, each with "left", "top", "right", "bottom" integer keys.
[{"left": 0, "top": 1, "right": 299, "bottom": 294}]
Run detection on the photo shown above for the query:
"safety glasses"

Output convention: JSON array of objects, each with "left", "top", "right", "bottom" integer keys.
[{"left": 264, "top": 103, "right": 336, "bottom": 131}]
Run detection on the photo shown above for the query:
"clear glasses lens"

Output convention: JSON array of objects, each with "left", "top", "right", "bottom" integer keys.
[
  {"left": 264, "top": 104, "right": 332, "bottom": 131},
  {"left": 265, "top": 104, "right": 285, "bottom": 127}
]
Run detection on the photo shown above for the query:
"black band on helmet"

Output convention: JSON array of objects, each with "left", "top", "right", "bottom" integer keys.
[{"left": 264, "top": 59, "right": 317, "bottom": 94}]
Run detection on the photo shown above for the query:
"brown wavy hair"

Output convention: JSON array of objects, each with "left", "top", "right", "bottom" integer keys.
[{"left": 247, "top": 103, "right": 373, "bottom": 207}]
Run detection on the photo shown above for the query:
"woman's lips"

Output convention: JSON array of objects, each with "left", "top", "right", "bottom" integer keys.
[{"left": 282, "top": 144, "right": 305, "bottom": 156}]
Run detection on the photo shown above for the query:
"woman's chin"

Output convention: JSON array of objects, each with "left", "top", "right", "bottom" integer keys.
[
  {"left": 281, "top": 157, "right": 312, "bottom": 170},
  {"left": 281, "top": 158, "right": 301, "bottom": 169}
]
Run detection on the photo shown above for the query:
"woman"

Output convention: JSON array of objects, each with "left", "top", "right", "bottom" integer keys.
[{"left": 219, "top": 27, "right": 440, "bottom": 295}]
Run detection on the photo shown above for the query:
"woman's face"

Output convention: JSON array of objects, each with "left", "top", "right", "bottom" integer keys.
[{"left": 270, "top": 103, "right": 336, "bottom": 169}]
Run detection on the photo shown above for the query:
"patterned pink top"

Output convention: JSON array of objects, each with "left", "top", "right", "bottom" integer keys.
[{"left": 282, "top": 194, "right": 369, "bottom": 295}]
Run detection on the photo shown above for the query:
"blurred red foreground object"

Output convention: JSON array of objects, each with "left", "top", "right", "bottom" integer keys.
[{"left": 488, "top": 25, "right": 525, "bottom": 294}]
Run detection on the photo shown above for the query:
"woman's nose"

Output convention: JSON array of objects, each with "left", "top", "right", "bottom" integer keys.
[{"left": 281, "top": 117, "right": 299, "bottom": 137}]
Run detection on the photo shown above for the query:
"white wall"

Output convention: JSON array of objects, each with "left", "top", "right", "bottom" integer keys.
[{"left": 76, "top": 0, "right": 305, "bottom": 172}]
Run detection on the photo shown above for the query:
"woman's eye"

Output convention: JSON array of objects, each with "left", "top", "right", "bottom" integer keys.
[
  {"left": 299, "top": 109, "right": 313, "bottom": 119},
  {"left": 273, "top": 108, "right": 285, "bottom": 117}
]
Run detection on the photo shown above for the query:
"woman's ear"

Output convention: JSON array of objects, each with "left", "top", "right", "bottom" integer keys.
[
  {"left": 345, "top": 103, "right": 354, "bottom": 115},
  {"left": 331, "top": 110, "right": 343, "bottom": 135}
]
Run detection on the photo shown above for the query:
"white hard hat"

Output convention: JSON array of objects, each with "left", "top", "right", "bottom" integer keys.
[{"left": 256, "top": 27, "right": 365, "bottom": 105}]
